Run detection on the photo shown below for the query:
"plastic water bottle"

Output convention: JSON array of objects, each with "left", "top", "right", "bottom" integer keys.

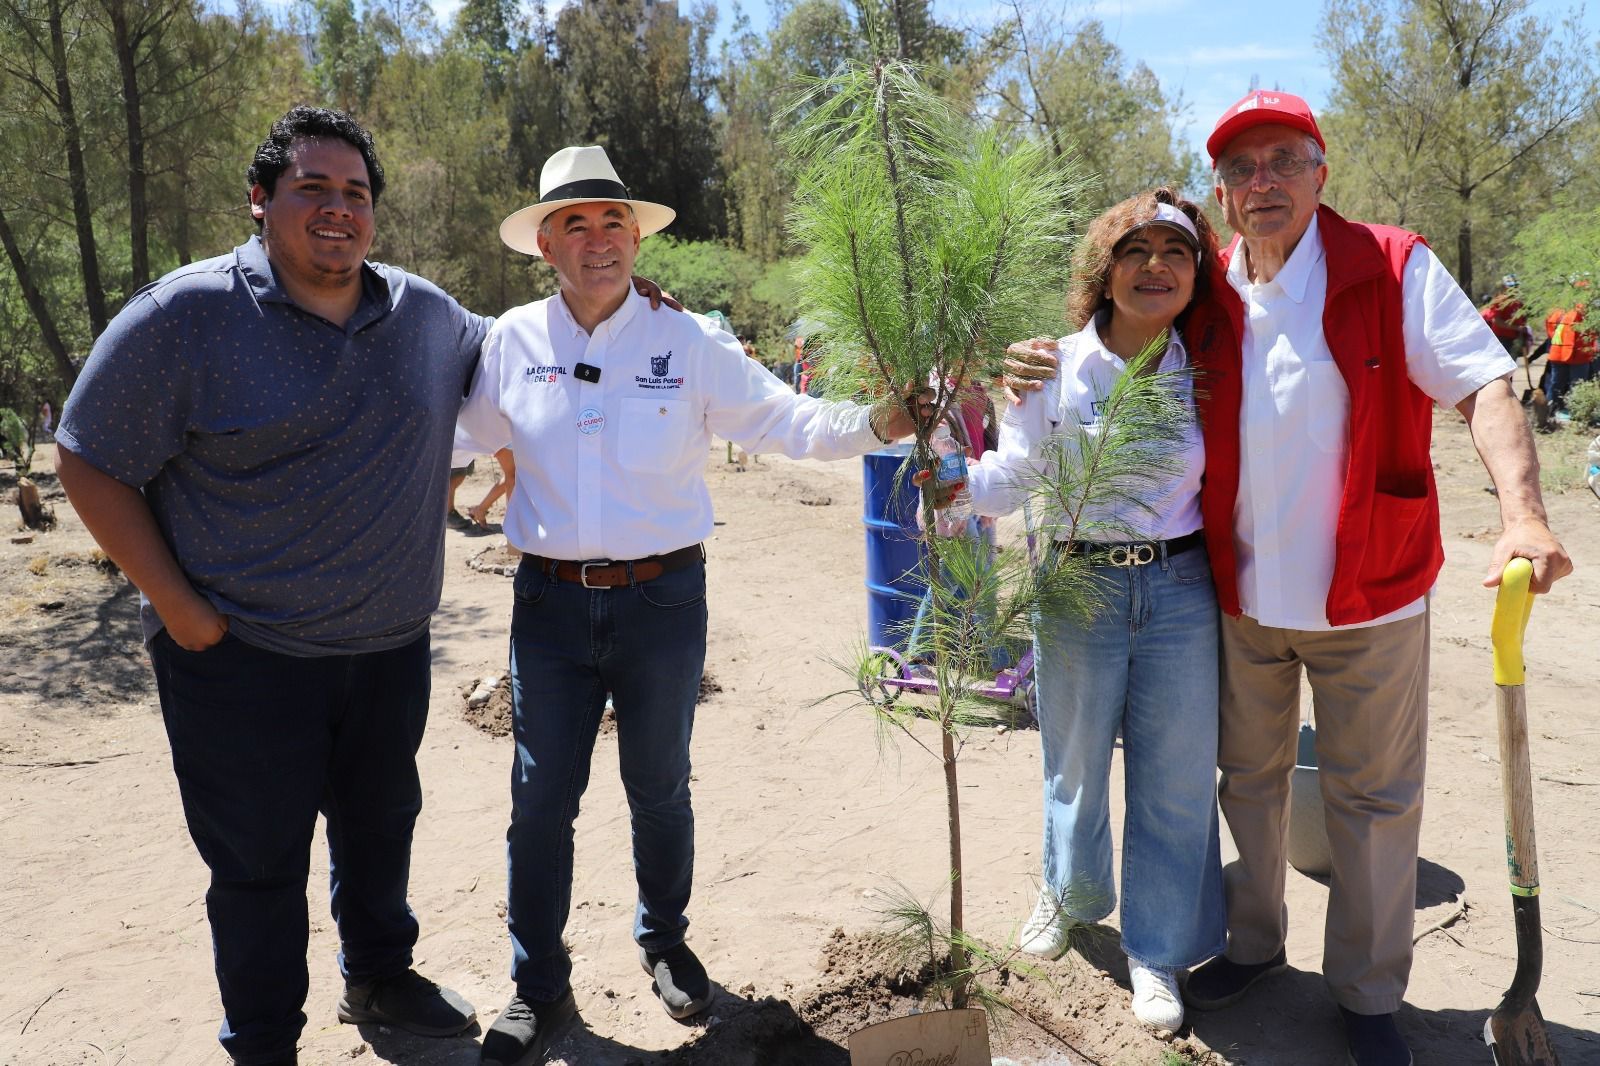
[
  {"left": 1587, "top": 435, "right": 1600, "bottom": 500},
  {"left": 929, "top": 422, "right": 972, "bottom": 535}
]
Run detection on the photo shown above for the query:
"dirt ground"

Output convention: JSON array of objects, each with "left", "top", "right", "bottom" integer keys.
[{"left": 2, "top": 413, "right": 1598, "bottom": 1066}]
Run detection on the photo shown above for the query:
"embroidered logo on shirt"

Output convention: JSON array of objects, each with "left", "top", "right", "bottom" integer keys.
[
  {"left": 525, "top": 364, "right": 568, "bottom": 383},
  {"left": 635, "top": 349, "right": 685, "bottom": 390}
]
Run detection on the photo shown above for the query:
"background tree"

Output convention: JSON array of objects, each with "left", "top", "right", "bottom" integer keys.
[
  {"left": 552, "top": 0, "right": 725, "bottom": 239},
  {"left": 1319, "top": 0, "right": 1599, "bottom": 297},
  {"left": 984, "top": 2, "right": 1200, "bottom": 215},
  {"left": 1502, "top": 201, "right": 1600, "bottom": 338},
  {"left": 1, "top": 0, "right": 114, "bottom": 341}
]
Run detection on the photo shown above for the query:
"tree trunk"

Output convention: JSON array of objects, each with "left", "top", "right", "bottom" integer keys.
[
  {"left": 942, "top": 724, "right": 969, "bottom": 1008},
  {"left": 18, "top": 477, "right": 56, "bottom": 531},
  {"left": 0, "top": 204, "right": 80, "bottom": 387},
  {"left": 47, "top": 0, "right": 109, "bottom": 338},
  {"left": 1457, "top": 200, "right": 1473, "bottom": 300},
  {"left": 107, "top": 0, "right": 149, "bottom": 289}
]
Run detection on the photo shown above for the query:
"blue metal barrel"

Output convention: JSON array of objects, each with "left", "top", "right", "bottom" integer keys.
[{"left": 862, "top": 445, "right": 927, "bottom": 649}]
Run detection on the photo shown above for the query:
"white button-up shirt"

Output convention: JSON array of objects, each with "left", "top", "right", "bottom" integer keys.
[
  {"left": 457, "top": 287, "right": 881, "bottom": 560},
  {"left": 966, "top": 317, "right": 1204, "bottom": 542},
  {"left": 1230, "top": 216, "right": 1513, "bottom": 631}
]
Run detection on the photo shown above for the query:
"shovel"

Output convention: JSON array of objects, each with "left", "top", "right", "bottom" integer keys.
[{"left": 1484, "top": 557, "right": 1560, "bottom": 1066}]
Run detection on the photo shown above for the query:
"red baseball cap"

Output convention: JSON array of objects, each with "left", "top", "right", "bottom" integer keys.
[{"left": 1207, "top": 90, "right": 1326, "bottom": 164}]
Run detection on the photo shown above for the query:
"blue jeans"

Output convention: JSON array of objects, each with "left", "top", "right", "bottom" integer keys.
[
  {"left": 1032, "top": 545, "right": 1226, "bottom": 970},
  {"left": 1548, "top": 359, "right": 1594, "bottom": 412},
  {"left": 150, "top": 629, "right": 431, "bottom": 1065},
  {"left": 505, "top": 557, "right": 708, "bottom": 1001}
]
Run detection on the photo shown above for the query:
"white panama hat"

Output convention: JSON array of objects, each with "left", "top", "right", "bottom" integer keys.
[{"left": 499, "top": 145, "right": 676, "bottom": 257}]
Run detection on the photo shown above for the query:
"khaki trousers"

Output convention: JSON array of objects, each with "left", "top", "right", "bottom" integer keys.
[{"left": 1217, "top": 609, "right": 1430, "bottom": 1014}]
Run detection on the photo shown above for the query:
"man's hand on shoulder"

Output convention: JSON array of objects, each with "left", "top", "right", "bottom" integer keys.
[
  {"left": 632, "top": 276, "right": 683, "bottom": 312},
  {"left": 1001, "top": 338, "right": 1059, "bottom": 405},
  {"left": 1484, "top": 516, "right": 1572, "bottom": 594}
]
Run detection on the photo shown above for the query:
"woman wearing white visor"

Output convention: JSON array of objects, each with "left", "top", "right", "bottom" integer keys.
[{"left": 965, "top": 188, "right": 1226, "bottom": 1034}]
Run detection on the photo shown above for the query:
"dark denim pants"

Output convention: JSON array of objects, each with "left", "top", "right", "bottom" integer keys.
[
  {"left": 150, "top": 628, "right": 431, "bottom": 1065},
  {"left": 504, "top": 557, "right": 708, "bottom": 1002},
  {"left": 1549, "top": 358, "right": 1594, "bottom": 413}
]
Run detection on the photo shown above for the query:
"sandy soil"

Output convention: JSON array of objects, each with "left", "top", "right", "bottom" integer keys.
[{"left": 2, "top": 414, "right": 1598, "bottom": 1066}]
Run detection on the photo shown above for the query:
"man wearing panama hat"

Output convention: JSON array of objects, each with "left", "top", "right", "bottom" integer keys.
[{"left": 460, "top": 145, "right": 920, "bottom": 1064}]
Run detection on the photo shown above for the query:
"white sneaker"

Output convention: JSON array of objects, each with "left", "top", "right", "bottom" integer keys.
[
  {"left": 1129, "top": 960, "right": 1184, "bottom": 1033},
  {"left": 1017, "top": 889, "right": 1073, "bottom": 959}
]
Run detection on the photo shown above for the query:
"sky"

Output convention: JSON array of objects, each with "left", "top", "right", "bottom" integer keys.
[{"left": 421, "top": 0, "right": 1593, "bottom": 160}]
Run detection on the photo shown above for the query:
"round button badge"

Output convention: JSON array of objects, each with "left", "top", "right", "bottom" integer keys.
[{"left": 577, "top": 407, "right": 606, "bottom": 435}]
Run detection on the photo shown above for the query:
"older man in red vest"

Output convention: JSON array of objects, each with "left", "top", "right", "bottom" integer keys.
[{"left": 1174, "top": 92, "right": 1572, "bottom": 1066}]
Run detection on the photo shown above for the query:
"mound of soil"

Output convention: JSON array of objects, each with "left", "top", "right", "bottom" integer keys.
[
  {"left": 467, "top": 542, "right": 522, "bottom": 576},
  {"left": 585, "top": 928, "right": 1224, "bottom": 1066},
  {"left": 464, "top": 671, "right": 725, "bottom": 738}
]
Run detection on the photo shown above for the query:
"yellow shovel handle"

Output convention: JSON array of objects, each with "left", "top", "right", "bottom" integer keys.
[{"left": 1491, "top": 558, "right": 1535, "bottom": 686}]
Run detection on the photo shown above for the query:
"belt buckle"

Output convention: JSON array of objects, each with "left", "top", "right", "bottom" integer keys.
[
  {"left": 1107, "top": 543, "right": 1156, "bottom": 567},
  {"left": 580, "top": 561, "right": 614, "bottom": 589}
]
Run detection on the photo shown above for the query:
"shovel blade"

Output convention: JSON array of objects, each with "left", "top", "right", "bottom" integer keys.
[{"left": 1485, "top": 1003, "right": 1561, "bottom": 1066}]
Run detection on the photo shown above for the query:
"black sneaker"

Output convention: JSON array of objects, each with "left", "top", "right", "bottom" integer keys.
[
  {"left": 639, "top": 942, "right": 714, "bottom": 1019},
  {"left": 1181, "top": 948, "right": 1288, "bottom": 1010},
  {"left": 1341, "top": 1007, "right": 1413, "bottom": 1066},
  {"left": 337, "top": 968, "right": 475, "bottom": 1036},
  {"left": 447, "top": 509, "right": 473, "bottom": 531},
  {"left": 480, "top": 989, "right": 578, "bottom": 1066}
]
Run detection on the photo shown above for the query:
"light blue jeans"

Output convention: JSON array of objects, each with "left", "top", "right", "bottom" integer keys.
[{"left": 1032, "top": 543, "right": 1226, "bottom": 970}]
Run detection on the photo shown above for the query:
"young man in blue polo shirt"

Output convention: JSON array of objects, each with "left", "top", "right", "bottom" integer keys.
[{"left": 56, "top": 106, "right": 485, "bottom": 1066}]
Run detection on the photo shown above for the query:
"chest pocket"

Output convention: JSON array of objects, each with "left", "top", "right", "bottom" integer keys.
[
  {"left": 1304, "top": 362, "right": 1350, "bottom": 453},
  {"left": 618, "top": 397, "right": 693, "bottom": 473}
]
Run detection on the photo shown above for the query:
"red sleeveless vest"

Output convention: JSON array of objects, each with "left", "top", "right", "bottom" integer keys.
[{"left": 1184, "top": 205, "right": 1444, "bottom": 627}]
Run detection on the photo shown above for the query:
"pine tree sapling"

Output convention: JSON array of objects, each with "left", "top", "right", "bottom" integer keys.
[{"left": 784, "top": 58, "right": 1084, "bottom": 1008}]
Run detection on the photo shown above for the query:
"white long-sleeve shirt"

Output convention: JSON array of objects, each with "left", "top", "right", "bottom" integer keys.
[
  {"left": 457, "top": 287, "right": 881, "bottom": 560},
  {"left": 966, "top": 317, "right": 1205, "bottom": 542}
]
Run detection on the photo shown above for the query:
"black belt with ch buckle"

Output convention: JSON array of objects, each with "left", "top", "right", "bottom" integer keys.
[{"left": 1061, "top": 530, "right": 1205, "bottom": 568}]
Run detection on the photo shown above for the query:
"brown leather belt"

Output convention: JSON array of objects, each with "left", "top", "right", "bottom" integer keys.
[{"left": 524, "top": 543, "right": 705, "bottom": 588}]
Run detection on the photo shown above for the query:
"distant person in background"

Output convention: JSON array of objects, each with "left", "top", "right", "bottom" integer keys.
[
  {"left": 466, "top": 448, "right": 516, "bottom": 529},
  {"left": 447, "top": 452, "right": 476, "bottom": 531},
  {"left": 795, "top": 336, "right": 812, "bottom": 395},
  {"left": 771, "top": 352, "right": 794, "bottom": 386},
  {"left": 1480, "top": 274, "right": 1530, "bottom": 360},
  {"left": 1544, "top": 293, "right": 1595, "bottom": 420},
  {"left": 39, "top": 400, "right": 54, "bottom": 437}
]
